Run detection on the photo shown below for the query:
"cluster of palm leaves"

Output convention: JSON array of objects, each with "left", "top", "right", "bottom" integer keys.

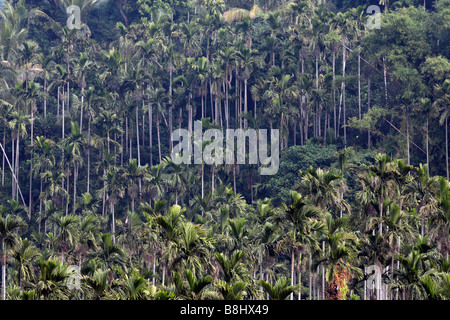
[{"left": 0, "top": 0, "right": 448, "bottom": 300}]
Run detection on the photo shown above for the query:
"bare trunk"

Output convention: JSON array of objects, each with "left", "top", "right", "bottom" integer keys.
[{"left": 136, "top": 105, "right": 141, "bottom": 166}]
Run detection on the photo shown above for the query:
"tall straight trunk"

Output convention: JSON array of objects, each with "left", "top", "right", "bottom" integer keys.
[
  {"left": 67, "top": 81, "right": 70, "bottom": 113},
  {"left": 15, "top": 135, "right": 19, "bottom": 201},
  {"left": 379, "top": 196, "right": 383, "bottom": 235},
  {"left": 162, "top": 264, "right": 166, "bottom": 286},
  {"left": 169, "top": 69, "right": 173, "bottom": 152},
  {"left": 298, "top": 253, "right": 302, "bottom": 300},
  {"left": 111, "top": 202, "right": 116, "bottom": 244},
  {"left": 358, "top": 48, "right": 361, "bottom": 120},
  {"left": 136, "top": 104, "right": 141, "bottom": 166},
  {"left": 29, "top": 105, "right": 35, "bottom": 219},
  {"left": 305, "top": 110, "right": 309, "bottom": 141},
  {"left": 290, "top": 249, "right": 295, "bottom": 300},
  {"left": 149, "top": 106, "right": 153, "bottom": 166},
  {"left": 446, "top": 117, "right": 449, "bottom": 180},
  {"left": 152, "top": 255, "right": 156, "bottom": 286},
  {"left": 11, "top": 139, "right": 16, "bottom": 200},
  {"left": 87, "top": 117, "right": 91, "bottom": 194},
  {"left": 142, "top": 106, "right": 145, "bottom": 153},
  {"left": 39, "top": 179, "right": 42, "bottom": 233},
  {"left": 322, "top": 241, "right": 325, "bottom": 300},
  {"left": 211, "top": 166, "right": 215, "bottom": 193},
  {"left": 201, "top": 163, "right": 204, "bottom": 200},
  {"left": 333, "top": 51, "right": 336, "bottom": 139},
  {"left": 244, "top": 78, "right": 248, "bottom": 128},
  {"left": 2, "top": 240, "right": 5, "bottom": 300},
  {"left": 309, "top": 251, "right": 312, "bottom": 300},
  {"left": 73, "top": 164, "right": 78, "bottom": 213},
  {"left": 210, "top": 80, "right": 214, "bottom": 121},
  {"left": 368, "top": 75, "right": 371, "bottom": 149},
  {"left": 44, "top": 77, "right": 47, "bottom": 119},
  {"left": 406, "top": 114, "right": 410, "bottom": 165},
  {"left": 80, "top": 83, "right": 84, "bottom": 132},
  {"left": 29, "top": 149, "right": 33, "bottom": 219},
  {"left": 2, "top": 129, "right": 4, "bottom": 186},
  {"left": 157, "top": 114, "right": 162, "bottom": 163},
  {"left": 233, "top": 163, "right": 236, "bottom": 195},
  {"left": 383, "top": 57, "right": 388, "bottom": 107},
  {"left": 225, "top": 79, "right": 229, "bottom": 129},
  {"left": 426, "top": 117, "right": 429, "bottom": 175},
  {"left": 65, "top": 171, "right": 69, "bottom": 215},
  {"left": 342, "top": 44, "right": 347, "bottom": 146},
  {"left": 11, "top": 139, "right": 14, "bottom": 199},
  {"left": 62, "top": 98, "right": 65, "bottom": 141},
  {"left": 57, "top": 86, "right": 60, "bottom": 117},
  {"left": 235, "top": 68, "right": 238, "bottom": 127},
  {"left": 125, "top": 117, "right": 128, "bottom": 156}
]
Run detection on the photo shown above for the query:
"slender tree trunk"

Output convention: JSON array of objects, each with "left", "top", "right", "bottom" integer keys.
[
  {"left": 111, "top": 202, "right": 116, "bottom": 244},
  {"left": 11, "top": 139, "right": 14, "bottom": 199},
  {"left": 44, "top": 77, "right": 47, "bottom": 119},
  {"left": 152, "top": 255, "right": 156, "bottom": 286},
  {"left": 446, "top": 117, "right": 449, "bottom": 180},
  {"left": 406, "top": 113, "right": 410, "bottom": 166},
  {"left": 383, "top": 57, "right": 388, "bottom": 107},
  {"left": 342, "top": 44, "right": 347, "bottom": 147},
  {"left": 157, "top": 114, "right": 162, "bottom": 163},
  {"left": 149, "top": 106, "right": 153, "bottom": 166},
  {"left": 15, "top": 135, "right": 19, "bottom": 201},
  {"left": 244, "top": 78, "right": 248, "bottom": 128},
  {"left": 2, "top": 129, "right": 4, "bottom": 186},
  {"left": 290, "top": 249, "right": 295, "bottom": 300},
  {"left": 309, "top": 251, "right": 312, "bottom": 300},
  {"left": 2, "top": 240, "right": 5, "bottom": 300},
  {"left": 426, "top": 116, "right": 429, "bottom": 175},
  {"left": 73, "top": 164, "right": 78, "bottom": 213},
  {"left": 87, "top": 117, "right": 91, "bottom": 194},
  {"left": 136, "top": 105, "right": 141, "bottom": 166},
  {"left": 80, "top": 84, "right": 84, "bottom": 133},
  {"left": 358, "top": 48, "right": 361, "bottom": 120},
  {"left": 298, "top": 253, "right": 302, "bottom": 300},
  {"left": 333, "top": 51, "right": 337, "bottom": 139},
  {"left": 169, "top": 69, "right": 173, "bottom": 152},
  {"left": 368, "top": 75, "right": 371, "bottom": 149}
]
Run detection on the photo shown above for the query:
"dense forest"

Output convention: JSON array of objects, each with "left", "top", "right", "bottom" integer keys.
[{"left": 0, "top": 0, "right": 449, "bottom": 301}]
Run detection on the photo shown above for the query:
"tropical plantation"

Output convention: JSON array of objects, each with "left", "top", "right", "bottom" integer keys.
[{"left": 0, "top": 0, "right": 449, "bottom": 301}]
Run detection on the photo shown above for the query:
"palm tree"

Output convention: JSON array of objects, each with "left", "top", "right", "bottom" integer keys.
[
  {"left": 431, "top": 177, "right": 450, "bottom": 259},
  {"left": 61, "top": 121, "right": 85, "bottom": 213},
  {"left": 49, "top": 212, "right": 79, "bottom": 263},
  {"left": 406, "top": 164, "right": 437, "bottom": 237},
  {"left": 35, "top": 259, "right": 76, "bottom": 300},
  {"left": 296, "top": 166, "right": 350, "bottom": 215},
  {"left": 172, "top": 268, "right": 214, "bottom": 300},
  {"left": 97, "top": 168, "right": 125, "bottom": 244},
  {"left": 279, "top": 190, "right": 323, "bottom": 300},
  {"left": 215, "top": 250, "right": 247, "bottom": 283},
  {"left": 82, "top": 268, "right": 113, "bottom": 300},
  {"left": 11, "top": 238, "right": 40, "bottom": 290},
  {"left": 258, "top": 276, "right": 299, "bottom": 300},
  {"left": 122, "top": 158, "right": 147, "bottom": 213},
  {"left": 435, "top": 79, "right": 450, "bottom": 180},
  {"left": 317, "top": 214, "right": 361, "bottom": 300},
  {"left": 7, "top": 109, "right": 29, "bottom": 202},
  {"left": 0, "top": 212, "right": 27, "bottom": 300},
  {"left": 93, "top": 233, "right": 127, "bottom": 270},
  {"left": 74, "top": 213, "right": 99, "bottom": 268}
]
